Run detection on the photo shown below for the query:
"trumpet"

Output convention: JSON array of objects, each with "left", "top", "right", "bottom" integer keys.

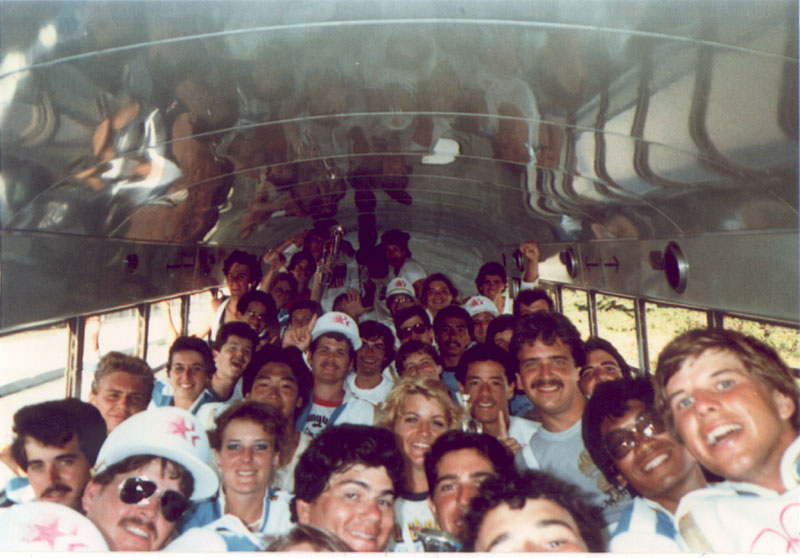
[{"left": 319, "top": 225, "right": 344, "bottom": 287}]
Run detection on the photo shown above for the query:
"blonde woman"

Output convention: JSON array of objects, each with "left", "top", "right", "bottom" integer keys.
[{"left": 377, "top": 376, "right": 464, "bottom": 552}]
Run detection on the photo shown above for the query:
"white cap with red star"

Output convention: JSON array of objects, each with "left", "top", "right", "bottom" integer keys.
[
  {"left": 92, "top": 407, "right": 219, "bottom": 501},
  {"left": 0, "top": 501, "right": 109, "bottom": 550},
  {"left": 462, "top": 295, "right": 500, "bottom": 318},
  {"left": 311, "top": 311, "right": 362, "bottom": 351},
  {"left": 386, "top": 277, "right": 415, "bottom": 299}
]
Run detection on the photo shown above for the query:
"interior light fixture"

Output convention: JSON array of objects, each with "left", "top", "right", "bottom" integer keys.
[{"left": 421, "top": 137, "right": 459, "bottom": 165}]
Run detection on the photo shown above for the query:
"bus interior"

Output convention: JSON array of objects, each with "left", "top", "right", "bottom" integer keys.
[{"left": 0, "top": 0, "right": 798, "bottom": 438}]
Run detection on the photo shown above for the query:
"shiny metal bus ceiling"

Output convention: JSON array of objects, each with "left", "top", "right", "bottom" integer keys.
[{"left": 1, "top": 0, "right": 797, "bottom": 330}]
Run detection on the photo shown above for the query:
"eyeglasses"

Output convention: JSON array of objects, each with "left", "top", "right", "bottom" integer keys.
[
  {"left": 580, "top": 363, "right": 622, "bottom": 381},
  {"left": 118, "top": 476, "right": 190, "bottom": 522},
  {"left": 398, "top": 322, "right": 428, "bottom": 340},
  {"left": 604, "top": 409, "right": 666, "bottom": 460},
  {"left": 245, "top": 310, "right": 268, "bottom": 323}
]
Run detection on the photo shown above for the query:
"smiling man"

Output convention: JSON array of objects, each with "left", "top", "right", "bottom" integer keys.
[
  {"left": 292, "top": 424, "right": 405, "bottom": 552},
  {"left": 9, "top": 399, "right": 106, "bottom": 511},
  {"left": 652, "top": 328, "right": 800, "bottom": 553},
  {"left": 89, "top": 352, "right": 154, "bottom": 431},
  {"left": 424, "top": 431, "right": 517, "bottom": 542},
  {"left": 151, "top": 337, "right": 218, "bottom": 414},
  {"left": 456, "top": 344, "right": 539, "bottom": 456},
  {"left": 295, "top": 312, "right": 375, "bottom": 437},
  {"left": 81, "top": 407, "right": 219, "bottom": 551},
  {"left": 210, "top": 321, "right": 258, "bottom": 401},
  {"left": 465, "top": 470, "right": 605, "bottom": 552},
  {"left": 345, "top": 321, "right": 396, "bottom": 405},
  {"left": 510, "top": 312, "right": 629, "bottom": 526},
  {"left": 583, "top": 378, "right": 707, "bottom": 551}
]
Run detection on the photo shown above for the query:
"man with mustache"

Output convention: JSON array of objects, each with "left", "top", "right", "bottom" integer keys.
[
  {"left": 433, "top": 305, "right": 474, "bottom": 398},
  {"left": 5, "top": 399, "right": 106, "bottom": 511},
  {"left": 82, "top": 407, "right": 219, "bottom": 551},
  {"left": 510, "top": 312, "right": 629, "bottom": 527},
  {"left": 583, "top": 378, "right": 708, "bottom": 551}
]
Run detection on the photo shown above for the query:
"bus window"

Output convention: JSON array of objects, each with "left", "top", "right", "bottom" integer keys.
[
  {"left": 645, "top": 302, "right": 708, "bottom": 372},
  {"left": 560, "top": 287, "right": 591, "bottom": 339},
  {"left": 146, "top": 298, "right": 182, "bottom": 371},
  {"left": 595, "top": 293, "right": 639, "bottom": 371},
  {"left": 188, "top": 290, "right": 218, "bottom": 340},
  {"left": 0, "top": 324, "right": 69, "bottom": 448},
  {"left": 93, "top": 308, "right": 140, "bottom": 356},
  {"left": 722, "top": 315, "right": 800, "bottom": 369}
]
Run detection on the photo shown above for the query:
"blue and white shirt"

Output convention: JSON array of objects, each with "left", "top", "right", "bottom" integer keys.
[
  {"left": 175, "top": 488, "right": 294, "bottom": 551},
  {"left": 149, "top": 377, "right": 220, "bottom": 415},
  {"left": 610, "top": 496, "right": 687, "bottom": 552}
]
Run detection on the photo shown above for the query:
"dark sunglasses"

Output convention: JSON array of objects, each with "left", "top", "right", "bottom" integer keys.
[
  {"left": 118, "top": 476, "right": 189, "bottom": 522},
  {"left": 398, "top": 322, "right": 428, "bottom": 340},
  {"left": 604, "top": 409, "right": 666, "bottom": 460}
]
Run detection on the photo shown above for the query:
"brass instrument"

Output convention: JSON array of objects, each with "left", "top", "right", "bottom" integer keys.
[
  {"left": 417, "top": 528, "right": 464, "bottom": 552},
  {"left": 320, "top": 225, "right": 344, "bottom": 287}
]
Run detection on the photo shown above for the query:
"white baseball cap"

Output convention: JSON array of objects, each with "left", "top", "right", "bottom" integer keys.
[
  {"left": 92, "top": 407, "right": 219, "bottom": 501},
  {"left": 311, "top": 311, "right": 362, "bottom": 351},
  {"left": 0, "top": 501, "right": 109, "bottom": 551},
  {"left": 386, "top": 277, "right": 415, "bottom": 299},
  {"left": 462, "top": 295, "right": 500, "bottom": 318}
]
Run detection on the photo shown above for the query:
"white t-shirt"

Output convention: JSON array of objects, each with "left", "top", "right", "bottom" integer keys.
[{"left": 345, "top": 367, "right": 396, "bottom": 406}]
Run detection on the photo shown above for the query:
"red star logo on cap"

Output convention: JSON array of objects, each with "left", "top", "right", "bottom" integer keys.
[
  {"left": 470, "top": 298, "right": 482, "bottom": 307},
  {"left": 332, "top": 313, "right": 350, "bottom": 327},
  {"left": 397, "top": 279, "right": 407, "bottom": 287},
  {"left": 25, "top": 518, "right": 75, "bottom": 549},
  {"left": 167, "top": 417, "right": 200, "bottom": 446}
]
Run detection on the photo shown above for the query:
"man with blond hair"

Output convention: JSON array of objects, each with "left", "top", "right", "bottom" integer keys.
[{"left": 653, "top": 328, "right": 799, "bottom": 553}]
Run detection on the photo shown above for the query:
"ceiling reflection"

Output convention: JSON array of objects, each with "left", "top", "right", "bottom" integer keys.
[{"left": 1, "top": 0, "right": 797, "bottom": 251}]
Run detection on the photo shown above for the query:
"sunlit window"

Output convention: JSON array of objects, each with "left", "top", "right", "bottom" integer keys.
[
  {"left": 560, "top": 287, "right": 590, "bottom": 339},
  {"left": 595, "top": 293, "right": 639, "bottom": 371},
  {"left": 0, "top": 324, "right": 68, "bottom": 447},
  {"left": 723, "top": 315, "right": 800, "bottom": 369},
  {"left": 645, "top": 301, "right": 708, "bottom": 372}
]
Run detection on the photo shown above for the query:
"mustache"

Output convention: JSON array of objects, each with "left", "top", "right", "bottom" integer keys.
[
  {"left": 120, "top": 516, "right": 157, "bottom": 540},
  {"left": 41, "top": 484, "right": 72, "bottom": 498},
  {"left": 531, "top": 379, "right": 563, "bottom": 389}
]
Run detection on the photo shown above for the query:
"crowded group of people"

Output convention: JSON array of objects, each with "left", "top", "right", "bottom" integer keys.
[{"left": 1, "top": 227, "right": 798, "bottom": 553}]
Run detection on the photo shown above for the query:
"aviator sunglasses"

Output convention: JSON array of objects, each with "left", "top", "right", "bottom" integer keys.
[
  {"left": 118, "top": 476, "right": 190, "bottom": 522},
  {"left": 604, "top": 409, "right": 666, "bottom": 460}
]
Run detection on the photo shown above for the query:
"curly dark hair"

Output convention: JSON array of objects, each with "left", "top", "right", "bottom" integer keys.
[
  {"left": 464, "top": 470, "right": 606, "bottom": 552},
  {"left": 513, "top": 288, "right": 555, "bottom": 317},
  {"left": 12, "top": 399, "right": 107, "bottom": 471},
  {"left": 432, "top": 305, "right": 474, "bottom": 339},
  {"left": 423, "top": 430, "right": 517, "bottom": 498},
  {"left": 213, "top": 321, "right": 258, "bottom": 352},
  {"left": 508, "top": 312, "right": 585, "bottom": 373},
  {"left": 584, "top": 337, "right": 632, "bottom": 380},
  {"left": 222, "top": 250, "right": 262, "bottom": 285},
  {"left": 290, "top": 425, "right": 404, "bottom": 522},
  {"left": 395, "top": 340, "right": 442, "bottom": 375},
  {"left": 475, "top": 261, "right": 507, "bottom": 291},
  {"left": 358, "top": 320, "right": 396, "bottom": 368}
]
